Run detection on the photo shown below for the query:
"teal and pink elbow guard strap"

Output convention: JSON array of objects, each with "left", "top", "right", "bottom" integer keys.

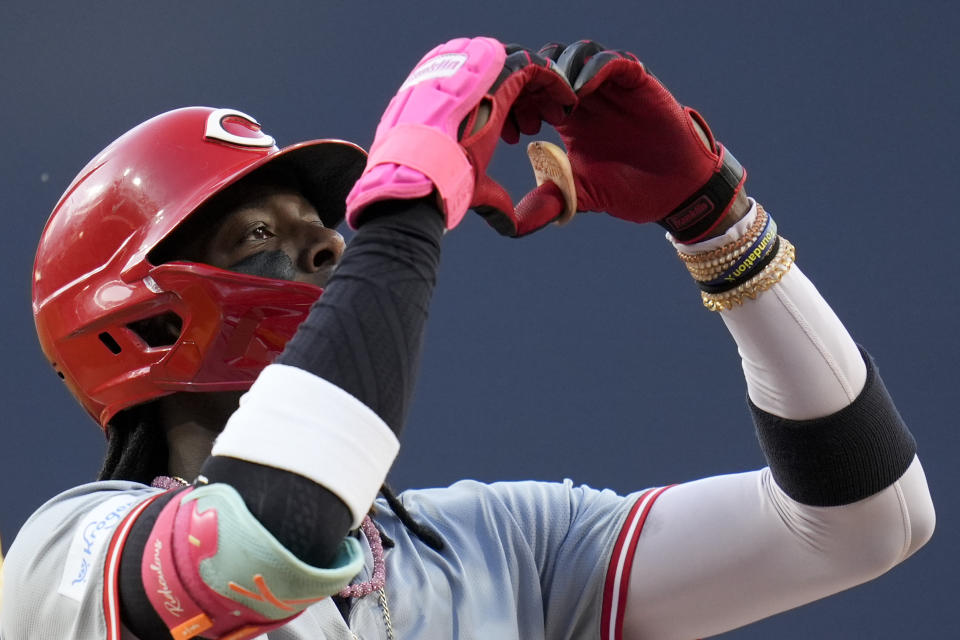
[{"left": 141, "top": 484, "right": 363, "bottom": 640}]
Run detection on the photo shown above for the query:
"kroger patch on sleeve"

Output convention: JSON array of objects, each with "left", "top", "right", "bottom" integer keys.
[{"left": 58, "top": 494, "right": 141, "bottom": 602}]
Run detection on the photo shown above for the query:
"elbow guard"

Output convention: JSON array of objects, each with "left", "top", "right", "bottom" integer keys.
[{"left": 141, "top": 483, "right": 363, "bottom": 640}]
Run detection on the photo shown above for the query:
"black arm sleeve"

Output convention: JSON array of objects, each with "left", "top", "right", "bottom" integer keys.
[
  {"left": 751, "top": 348, "right": 917, "bottom": 506},
  {"left": 119, "top": 200, "right": 446, "bottom": 639},
  {"left": 206, "top": 198, "right": 445, "bottom": 549},
  {"left": 274, "top": 198, "right": 445, "bottom": 429}
]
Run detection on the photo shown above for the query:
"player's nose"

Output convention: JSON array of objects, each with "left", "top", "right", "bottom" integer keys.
[{"left": 296, "top": 224, "right": 345, "bottom": 281}]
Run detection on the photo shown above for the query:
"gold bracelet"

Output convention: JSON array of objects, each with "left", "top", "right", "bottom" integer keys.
[
  {"left": 676, "top": 204, "right": 767, "bottom": 266},
  {"left": 678, "top": 207, "right": 770, "bottom": 282},
  {"left": 700, "top": 237, "right": 796, "bottom": 311},
  {"left": 683, "top": 251, "right": 751, "bottom": 280}
]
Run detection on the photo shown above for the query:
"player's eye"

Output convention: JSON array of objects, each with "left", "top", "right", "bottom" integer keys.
[{"left": 247, "top": 224, "right": 274, "bottom": 242}]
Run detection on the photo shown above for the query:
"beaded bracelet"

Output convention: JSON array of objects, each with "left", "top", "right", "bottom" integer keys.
[
  {"left": 678, "top": 214, "right": 769, "bottom": 282},
  {"left": 697, "top": 216, "right": 779, "bottom": 293},
  {"left": 677, "top": 206, "right": 767, "bottom": 284},
  {"left": 700, "top": 237, "right": 796, "bottom": 311},
  {"left": 676, "top": 204, "right": 768, "bottom": 266},
  {"left": 674, "top": 203, "right": 796, "bottom": 311},
  {"left": 683, "top": 227, "right": 775, "bottom": 283}
]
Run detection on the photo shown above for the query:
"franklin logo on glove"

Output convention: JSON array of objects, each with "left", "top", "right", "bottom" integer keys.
[{"left": 400, "top": 53, "right": 468, "bottom": 90}]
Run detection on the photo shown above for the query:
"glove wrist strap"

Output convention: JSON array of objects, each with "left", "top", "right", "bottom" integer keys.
[
  {"left": 364, "top": 124, "right": 474, "bottom": 226},
  {"left": 658, "top": 147, "right": 746, "bottom": 243}
]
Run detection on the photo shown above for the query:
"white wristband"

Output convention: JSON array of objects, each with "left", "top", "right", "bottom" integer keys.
[{"left": 212, "top": 364, "right": 400, "bottom": 528}]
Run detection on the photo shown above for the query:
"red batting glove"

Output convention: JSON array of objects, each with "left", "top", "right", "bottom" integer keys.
[
  {"left": 539, "top": 41, "right": 746, "bottom": 243},
  {"left": 468, "top": 44, "right": 578, "bottom": 236}
]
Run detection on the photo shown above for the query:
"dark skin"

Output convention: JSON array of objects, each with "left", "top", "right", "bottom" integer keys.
[{"left": 159, "top": 165, "right": 750, "bottom": 481}]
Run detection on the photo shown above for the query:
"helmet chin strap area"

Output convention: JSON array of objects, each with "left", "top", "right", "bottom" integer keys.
[{"left": 229, "top": 250, "right": 297, "bottom": 281}]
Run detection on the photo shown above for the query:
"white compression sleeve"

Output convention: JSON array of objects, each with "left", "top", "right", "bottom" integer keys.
[
  {"left": 624, "top": 203, "right": 936, "bottom": 639},
  {"left": 622, "top": 459, "right": 933, "bottom": 640},
  {"left": 670, "top": 200, "right": 866, "bottom": 420}
]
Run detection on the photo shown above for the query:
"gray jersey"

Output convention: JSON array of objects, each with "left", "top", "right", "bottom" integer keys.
[{"left": 2, "top": 478, "right": 646, "bottom": 639}]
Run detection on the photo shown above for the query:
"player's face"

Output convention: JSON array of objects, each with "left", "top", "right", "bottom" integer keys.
[{"left": 179, "top": 185, "right": 346, "bottom": 287}]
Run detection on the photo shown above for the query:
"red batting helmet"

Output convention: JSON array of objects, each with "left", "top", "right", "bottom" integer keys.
[{"left": 32, "top": 107, "right": 366, "bottom": 430}]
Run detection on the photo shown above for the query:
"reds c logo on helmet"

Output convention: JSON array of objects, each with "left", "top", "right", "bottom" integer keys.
[
  {"left": 32, "top": 107, "right": 367, "bottom": 430},
  {"left": 204, "top": 108, "right": 276, "bottom": 148}
]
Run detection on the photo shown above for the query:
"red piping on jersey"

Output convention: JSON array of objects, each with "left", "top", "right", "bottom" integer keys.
[
  {"left": 601, "top": 485, "right": 674, "bottom": 640},
  {"left": 103, "top": 493, "right": 165, "bottom": 640}
]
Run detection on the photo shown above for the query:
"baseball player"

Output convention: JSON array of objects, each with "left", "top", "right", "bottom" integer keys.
[{"left": 2, "top": 37, "right": 934, "bottom": 640}]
